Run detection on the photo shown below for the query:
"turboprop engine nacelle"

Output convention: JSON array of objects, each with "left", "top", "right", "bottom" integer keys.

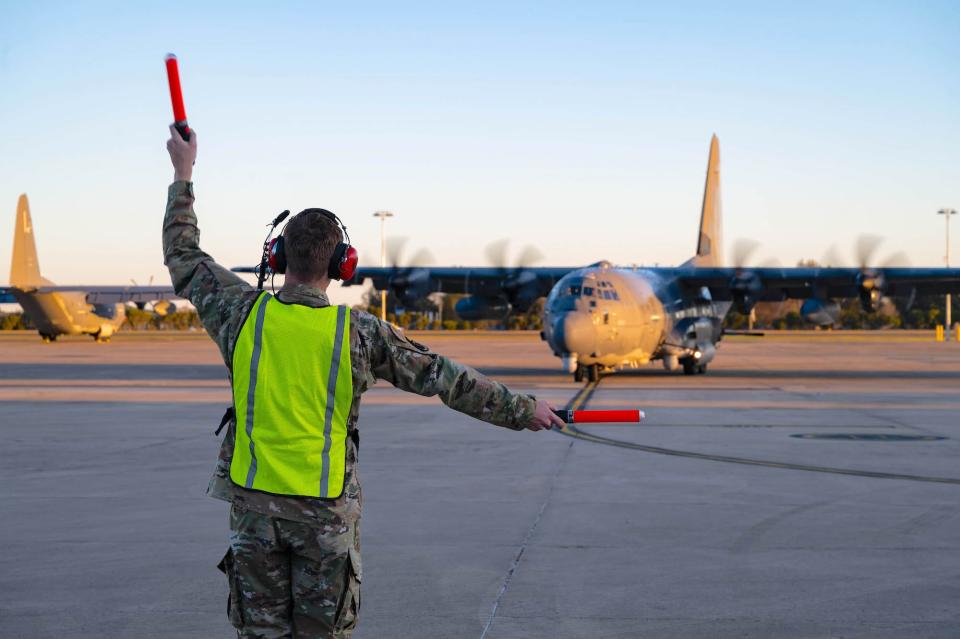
[
  {"left": 153, "top": 301, "right": 176, "bottom": 317},
  {"left": 729, "top": 270, "right": 763, "bottom": 314},
  {"left": 390, "top": 268, "right": 432, "bottom": 308},
  {"left": 857, "top": 270, "right": 886, "bottom": 312},
  {"left": 801, "top": 298, "right": 840, "bottom": 326}
]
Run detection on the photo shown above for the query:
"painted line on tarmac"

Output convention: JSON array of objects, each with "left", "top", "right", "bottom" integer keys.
[
  {"left": 557, "top": 379, "right": 960, "bottom": 485},
  {"left": 478, "top": 427, "right": 575, "bottom": 638}
]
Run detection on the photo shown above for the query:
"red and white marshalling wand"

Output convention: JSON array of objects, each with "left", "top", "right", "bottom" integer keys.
[
  {"left": 551, "top": 409, "right": 645, "bottom": 424},
  {"left": 164, "top": 53, "right": 191, "bottom": 141}
]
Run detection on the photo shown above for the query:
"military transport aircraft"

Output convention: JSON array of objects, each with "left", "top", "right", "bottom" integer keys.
[
  {"left": 1, "top": 195, "right": 179, "bottom": 342},
  {"left": 336, "top": 135, "right": 960, "bottom": 381}
]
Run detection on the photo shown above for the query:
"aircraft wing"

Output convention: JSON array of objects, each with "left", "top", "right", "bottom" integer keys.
[
  {"left": 232, "top": 264, "right": 578, "bottom": 300},
  {"left": 342, "top": 266, "right": 577, "bottom": 296},
  {"left": 33, "top": 285, "right": 182, "bottom": 304},
  {"left": 674, "top": 267, "right": 960, "bottom": 302}
]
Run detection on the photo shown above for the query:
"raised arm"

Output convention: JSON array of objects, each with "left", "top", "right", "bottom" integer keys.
[
  {"left": 360, "top": 314, "right": 563, "bottom": 432},
  {"left": 162, "top": 126, "right": 254, "bottom": 363}
]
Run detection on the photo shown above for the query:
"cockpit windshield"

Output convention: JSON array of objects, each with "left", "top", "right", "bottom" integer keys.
[
  {"left": 548, "top": 275, "right": 621, "bottom": 312},
  {"left": 547, "top": 277, "right": 584, "bottom": 311},
  {"left": 558, "top": 278, "right": 583, "bottom": 297}
]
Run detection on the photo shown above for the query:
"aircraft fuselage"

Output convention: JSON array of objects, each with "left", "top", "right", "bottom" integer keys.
[
  {"left": 542, "top": 263, "right": 727, "bottom": 378},
  {"left": 10, "top": 289, "right": 125, "bottom": 341}
]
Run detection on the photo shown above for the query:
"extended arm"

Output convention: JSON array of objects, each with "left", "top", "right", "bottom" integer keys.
[
  {"left": 162, "top": 126, "right": 253, "bottom": 362},
  {"left": 363, "top": 316, "right": 563, "bottom": 431}
]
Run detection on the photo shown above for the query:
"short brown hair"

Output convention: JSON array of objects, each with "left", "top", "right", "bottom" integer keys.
[{"left": 283, "top": 209, "right": 343, "bottom": 280}]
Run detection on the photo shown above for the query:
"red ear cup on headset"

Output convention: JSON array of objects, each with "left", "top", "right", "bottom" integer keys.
[
  {"left": 328, "top": 242, "right": 359, "bottom": 281},
  {"left": 339, "top": 245, "right": 359, "bottom": 281},
  {"left": 267, "top": 237, "right": 287, "bottom": 274}
]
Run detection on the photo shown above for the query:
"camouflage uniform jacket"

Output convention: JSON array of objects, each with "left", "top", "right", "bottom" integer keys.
[{"left": 163, "top": 181, "right": 536, "bottom": 527}]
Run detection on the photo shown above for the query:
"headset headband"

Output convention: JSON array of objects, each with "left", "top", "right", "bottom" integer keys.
[
  {"left": 264, "top": 208, "right": 358, "bottom": 283},
  {"left": 294, "top": 208, "right": 351, "bottom": 246}
]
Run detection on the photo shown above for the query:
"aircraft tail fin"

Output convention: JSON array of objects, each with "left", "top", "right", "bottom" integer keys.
[
  {"left": 10, "top": 194, "right": 45, "bottom": 288},
  {"left": 692, "top": 134, "right": 723, "bottom": 267}
]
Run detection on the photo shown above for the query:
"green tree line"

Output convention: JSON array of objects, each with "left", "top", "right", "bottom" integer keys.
[
  {"left": 0, "top": 307, "right": 202, "bottom": 331},
  {"left": 361, "top": 290, "right": 544, "bottom": 331},
  {"left": 723, "top": 295, "right": 951, "bottom": 331}
]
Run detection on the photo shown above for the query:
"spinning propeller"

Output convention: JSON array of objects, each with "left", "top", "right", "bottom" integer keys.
[
  {"left": 384, "top": 237, "right": 434, "bottom": 308},
  {"left": 826, "top": 235, "right": 910, "bottom": 312},
  {"left": 728, "top": 238, "right": 780, "bottom": 314},
  {"left": 485, "top": 239, "right": 544, "bottom": 312}
]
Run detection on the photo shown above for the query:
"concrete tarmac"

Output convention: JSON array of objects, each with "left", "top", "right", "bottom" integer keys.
[{"left": 1, "top": 331, "right": 958, "bottom": 638}]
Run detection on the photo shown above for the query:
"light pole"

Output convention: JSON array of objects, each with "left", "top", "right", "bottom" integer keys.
[
  {"left": 938, "top": 208, "right": 956, "bottom": 341},
  {"left": 372, "top": 211, "right": 394, "bottom": 322}
]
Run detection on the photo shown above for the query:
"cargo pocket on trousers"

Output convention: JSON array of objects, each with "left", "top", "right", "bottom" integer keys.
[
  {"left": 217, "top": 547, "right": 245, "bottom": 630},
  {"left": 334, "top": 546, "right": 362, "bottom": 632}
]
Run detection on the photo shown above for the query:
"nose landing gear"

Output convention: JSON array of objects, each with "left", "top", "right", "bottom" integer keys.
[
  {"left": 574, "top": 364, "right": 600, "bottom": 383},
  {"left": 681, "top": 358, "right": 708, "bottom": 375}
]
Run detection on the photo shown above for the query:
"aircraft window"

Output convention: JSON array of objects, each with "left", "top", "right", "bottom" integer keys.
[
  {"left": 549, "top": 277, "right": 583, "bottom": 311},
  {"left": 602, "top": 290, "right": 612, "bottom": 300},
  {"left": 583, "top": 287, "right": 594, "bottom": 297},
  {"left": 611, "top": 291, "right": 620, "bottom": 301}
]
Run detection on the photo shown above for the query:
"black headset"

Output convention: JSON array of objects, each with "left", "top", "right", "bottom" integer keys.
[{"left": 264, "top": 209, "right": 359, "bottom": 282}]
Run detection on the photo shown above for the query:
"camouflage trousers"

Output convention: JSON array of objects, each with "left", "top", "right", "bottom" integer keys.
[{"left": 218, "top": 504, "right": 361, "bottom": 638}]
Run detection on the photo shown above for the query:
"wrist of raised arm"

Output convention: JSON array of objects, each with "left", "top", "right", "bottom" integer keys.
[{"left": 168, "top": 180, "right": 194, "bottom": 197}]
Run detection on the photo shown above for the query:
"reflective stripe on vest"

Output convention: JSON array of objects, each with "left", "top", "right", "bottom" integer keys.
[{"left": 230, "top": 292, "right": 353, "bottom": 498}]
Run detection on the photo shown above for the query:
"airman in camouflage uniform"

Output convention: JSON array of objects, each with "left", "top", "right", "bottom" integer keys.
[{"left": 163, "top": 126, "right": 564, "bottom": 638}]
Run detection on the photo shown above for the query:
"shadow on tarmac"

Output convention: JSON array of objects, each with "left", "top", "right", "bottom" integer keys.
[
  {"left": 614, "top": 368, "right": 960, "bottom": 380},
  {"left": 0, "top": 363, "right": 226, "bottom": 380}
]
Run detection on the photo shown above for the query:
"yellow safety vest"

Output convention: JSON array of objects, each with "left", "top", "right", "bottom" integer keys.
[{"left": 230, "top": 292, "right": 353, "bottom": 499}]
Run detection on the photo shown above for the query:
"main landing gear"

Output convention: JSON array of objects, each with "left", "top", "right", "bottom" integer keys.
[
  {"left": 39, "top": 332, "right": 58, "bottom": 343},
  {"left": 574, "top": 363, "right": 600, "bottom": 383},
  {"left": 681, "top": 358, "right": 708, "bottom": 375}
]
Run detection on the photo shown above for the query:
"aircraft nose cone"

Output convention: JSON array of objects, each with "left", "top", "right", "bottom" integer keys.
[{"left": 552, "top": 311, "right": 593, "bottom": 355}]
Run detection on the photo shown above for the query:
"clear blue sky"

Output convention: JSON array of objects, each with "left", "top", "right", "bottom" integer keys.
[{"left": 1, "top": 1, "right": 958, "bottom": 305}]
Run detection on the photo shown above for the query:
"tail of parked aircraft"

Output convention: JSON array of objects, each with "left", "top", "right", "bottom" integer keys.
[
  {"left": 10, "top": 194, "right": 48, "bottom": 288},
  {"left": 692, "top": 135, "right": 723, "bottom": 267}
]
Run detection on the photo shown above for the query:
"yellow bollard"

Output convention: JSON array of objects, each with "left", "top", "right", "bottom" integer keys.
[
  {"left": 955, "top": 325, "right": 960, "bottom": 342},
  {"left": 935, "top": 325, "right": 944, "bottom": 342}
]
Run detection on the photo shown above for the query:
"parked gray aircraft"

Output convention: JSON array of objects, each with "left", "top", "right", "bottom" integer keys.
[
  {"left": 1, "top": 195, "right": 179, "bottom": 341},
  {"left": 336, "top": 135, "right": 960, "bottom": 380}
]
